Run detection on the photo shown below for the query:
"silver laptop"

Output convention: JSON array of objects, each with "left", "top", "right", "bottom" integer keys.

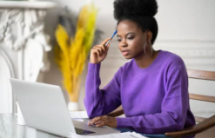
[{"left": 10, "top": 78, "right": 120, "bottom": 137}]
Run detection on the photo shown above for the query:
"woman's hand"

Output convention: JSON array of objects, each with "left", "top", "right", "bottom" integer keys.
[
  {"left": 90, "top": 38, "right": 111, "bottom": 64},
  {"left": 88, "top": 115, "right": 117, "bottom": 128}
]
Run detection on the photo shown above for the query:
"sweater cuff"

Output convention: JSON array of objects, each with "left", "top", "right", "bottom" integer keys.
[
  {"left": 88, "top": 62, "right": 101, "bottom": 72},
  {"left": 116, "top": 117, "right": 133, "bottom": 128}
]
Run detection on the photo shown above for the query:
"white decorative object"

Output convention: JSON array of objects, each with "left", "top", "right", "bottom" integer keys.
[
  {"left": 0, "top": 50, "right": 15, "bottom": 113},
  {"left": 16, "top": 102, "right": 25, "bottom": 125},
  {"left": 68, "top": 102, "right": 79, "bottom": 111},
  {"left": 0, "top": 1, "right": 55, "bottom": 124}
]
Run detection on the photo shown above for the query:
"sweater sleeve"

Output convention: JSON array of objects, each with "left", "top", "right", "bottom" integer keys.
[
  {"left": 116, "top": 65, "right": 189, "bottom": 134},
  {"left": 84, "top": 63, "right": 122, "bottom": 119}
]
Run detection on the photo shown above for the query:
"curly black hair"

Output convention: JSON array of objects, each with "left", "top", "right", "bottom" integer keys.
[{"left": 114, "top": 0, "right": 158, "bottom": 45}]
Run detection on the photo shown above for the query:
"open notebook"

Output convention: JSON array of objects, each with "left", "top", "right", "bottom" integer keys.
[{"left": 69, "top": 132, "right": 148, "bottom": 138}]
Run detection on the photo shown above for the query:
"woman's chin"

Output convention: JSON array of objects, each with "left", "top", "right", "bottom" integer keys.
[{"left": 123, "top": 55, "right": 133, "bottom": 60}]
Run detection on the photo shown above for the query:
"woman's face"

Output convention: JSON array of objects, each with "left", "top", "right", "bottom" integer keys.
[{"left": 117, "top": 20, "right": 147, "bottom": 59}]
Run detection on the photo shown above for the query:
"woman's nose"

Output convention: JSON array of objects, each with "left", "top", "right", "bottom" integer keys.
[{"left": 120, "top": 40, "right": 128, "bottom": 47}]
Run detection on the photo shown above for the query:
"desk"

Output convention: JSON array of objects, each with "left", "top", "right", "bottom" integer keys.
[{"left": 0, "top": 114, "right": 63, "bottom": 138}]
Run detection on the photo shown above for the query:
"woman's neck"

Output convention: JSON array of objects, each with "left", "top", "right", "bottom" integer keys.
[{"left": 134, "top": 49, "right": 159, "bottom": 69}]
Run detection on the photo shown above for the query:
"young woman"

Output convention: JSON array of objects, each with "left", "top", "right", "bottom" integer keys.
[{"left": 84, "top": 0, "right": 195, "bottom": 137}]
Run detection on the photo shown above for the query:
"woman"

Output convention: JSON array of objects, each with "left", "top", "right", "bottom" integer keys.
[{"left": 84, "top": 0, "right": 195, "bottom": 137}]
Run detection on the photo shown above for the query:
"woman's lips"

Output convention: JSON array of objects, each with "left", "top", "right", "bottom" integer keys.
[{"left": 122, "top": 50, "right": 129, "bottom": 56}]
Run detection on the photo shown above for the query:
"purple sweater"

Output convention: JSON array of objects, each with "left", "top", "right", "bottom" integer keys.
[{"left": 84, "top": 50, "right": 195, "bottom": 135}]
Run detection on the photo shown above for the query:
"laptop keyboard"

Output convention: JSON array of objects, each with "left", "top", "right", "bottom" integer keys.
[{"left": 75, "top": 127, "right": 95, "bottom": 135}]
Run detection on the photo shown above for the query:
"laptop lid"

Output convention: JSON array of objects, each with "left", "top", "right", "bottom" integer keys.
[{"left": 10, "top": 78, "right": 75, "bottom": 137}]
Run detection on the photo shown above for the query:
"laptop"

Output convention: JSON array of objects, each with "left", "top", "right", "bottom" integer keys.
[{"left": 10, "top": 78, "right": 120, "bottom": 137}]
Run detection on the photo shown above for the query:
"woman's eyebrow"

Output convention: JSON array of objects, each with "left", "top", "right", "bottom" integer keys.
[{"left": 117, "top": 32, "right": 135, "bottom": 37}]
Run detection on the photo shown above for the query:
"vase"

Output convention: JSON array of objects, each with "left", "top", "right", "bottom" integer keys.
[{"left": 68, "top": 102, "right": 79, "bottom": 111}]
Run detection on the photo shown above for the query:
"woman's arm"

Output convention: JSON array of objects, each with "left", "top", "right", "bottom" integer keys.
[{"left": 84, "top": 63, "right": 122, "bottom": 119}]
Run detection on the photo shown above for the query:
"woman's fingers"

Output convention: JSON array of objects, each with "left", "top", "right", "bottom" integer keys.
[
  {"left": 88, "top": 116, "right": 102, "bottom": 125},
  {"left": 88, "top": 116, "right": 110, "bottom": 127},
  {"left": 95, "top": 120, "right": 102, "bottom": 125},
  {"left": 106, "top": 43, "right": 111, "bottom": 49},
  {"left": 96, "top": 121, "right": 105, "bottom": 127},
  {"left": 94, "top": 45, "right": 106, "bottom": 52},
  {"left": 100, "top": 45, "right": 106, "bottom": 53},
  {"left": 101, "top": 38, "right": 111, "bottom": 46},
  {"left": 93, "top": 45, "right": 106, "bottom": 56},
  {"left": 88, "top": 120, "right": 95, "bottom": 126},
  {"left": 93, "top": 119, "right": 105, "bottom": 127},
  {"left": 94, "top": 47, "right": 103, "bottom": 56},
  {"left": 92, "top": 47, "right": 101, "bottom": 56},
  {"left": 91, "top": 49, "right": 99, "bottom": 57}
]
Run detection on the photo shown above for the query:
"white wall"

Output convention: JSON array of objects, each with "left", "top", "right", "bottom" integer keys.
[{"left": 37, "top": 0, "right": 215, "bottom": 117}]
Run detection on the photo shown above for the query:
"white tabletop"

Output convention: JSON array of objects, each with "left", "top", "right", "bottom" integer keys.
[{"left": 0, "top": 114, "right": 64, "bottom": 138}]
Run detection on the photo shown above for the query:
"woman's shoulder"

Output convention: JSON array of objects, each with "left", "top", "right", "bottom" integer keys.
[{"left": 160, "top": 50, "right": 186, "bottom": 69}]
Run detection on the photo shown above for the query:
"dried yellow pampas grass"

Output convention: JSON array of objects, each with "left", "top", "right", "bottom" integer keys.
[{"left": 55, "top": 3, "right": 98, "bottom": 102}]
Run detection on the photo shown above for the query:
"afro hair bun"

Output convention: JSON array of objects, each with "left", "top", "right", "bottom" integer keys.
[{"left": 114, "top": 0, "right": 158, "bottom": 20}]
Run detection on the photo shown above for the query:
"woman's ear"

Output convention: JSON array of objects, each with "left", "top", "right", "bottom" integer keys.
[{"left": 146, "top": 31, "right": 153, "bottom": 44}]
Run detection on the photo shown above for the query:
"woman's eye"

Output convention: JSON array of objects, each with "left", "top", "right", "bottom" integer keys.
[
  {"left": 117, "top": 39, "right": 121, "bottom": 42},
  {"left": 127, "top": 37, "right": 134, "bottom": 40}
]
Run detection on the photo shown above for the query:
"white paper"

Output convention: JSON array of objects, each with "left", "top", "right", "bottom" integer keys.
[
  {"left": 70, "top": 111, "right": 89, "bottom": 119},
  {"left": 69, "top": 132, "right": 148, "bottom": 138}
]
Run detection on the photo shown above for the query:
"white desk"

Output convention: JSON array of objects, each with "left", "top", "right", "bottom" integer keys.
[{"left": 0, "top": 113, "right": 67, "bottom": 138}]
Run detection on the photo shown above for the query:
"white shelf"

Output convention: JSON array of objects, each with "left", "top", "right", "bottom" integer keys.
[{"left": 0, "top": 1, "right": 56, "bottom": 9}]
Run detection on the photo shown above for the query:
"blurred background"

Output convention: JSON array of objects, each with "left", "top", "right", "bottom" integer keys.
[{"left": 0, "top": 0, "right": 215, "bottom": 122}]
